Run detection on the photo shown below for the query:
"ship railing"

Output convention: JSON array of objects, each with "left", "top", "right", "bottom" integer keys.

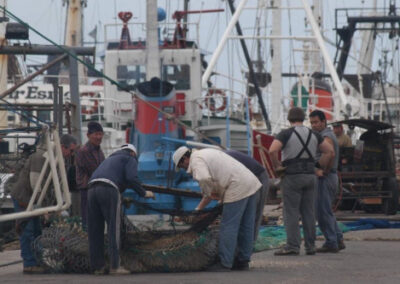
[
  {"left": 80, "top": 96, "right": 133, "bottom": 130},
  {"left": 194, "top": 88, "right": 248, "bottom": 123},
  {"left": 0, "top": 127, "right": 70, "bottom": 223}
]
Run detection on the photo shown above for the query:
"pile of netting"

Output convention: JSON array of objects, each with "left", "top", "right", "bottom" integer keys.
[{"left": 32, "top": 205, "right": 222, "bottom": 273}]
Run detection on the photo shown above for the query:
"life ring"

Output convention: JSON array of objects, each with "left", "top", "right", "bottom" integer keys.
[
  {"left": 81, "top": 92, "right": 99, "bottom": 115},
  {"left": 204, "top": 89, "right": 227, "bottom": 112}
]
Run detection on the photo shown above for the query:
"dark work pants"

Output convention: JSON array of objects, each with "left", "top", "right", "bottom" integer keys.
[
  {"left": 281, "top": 174, "right": 316, "bottom": 252},
  {"left": 87, "top": 183, "right": 121, "bottom": 271},
  {"left": 80, "top": 189, "right": 88, "bottom": 230}
]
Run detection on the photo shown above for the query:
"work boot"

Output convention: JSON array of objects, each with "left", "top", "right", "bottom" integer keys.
[
  {"left": 110, "top": 267, "right": 131, "bottom": 275},
  {"left": 338, "top": 240, "right": 346, "bottom": 251},
  {"left": 232, "top": 260, "right": 250, "bottom": 271},
  {"left": 208, "top": 262, "right": 231, "bottom": 272},
  {"left": 274, "top": 247, "right": 299, "bottom": 256},
  {"left": 93, "top": 266, "right": 109, "bottom": 275},
  {"left": 306, "top": 249, "right": 316, "bottom": 255},
  {"left": 316, "top": 246, "right": 339, "bottom": 253},
  {"left": 23, "top": 266, "right": 45, "bottom": 274}
]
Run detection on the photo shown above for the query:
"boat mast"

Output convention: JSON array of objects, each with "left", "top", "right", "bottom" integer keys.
[
  {"left": 146, "top": 0, "right": 160, "bottom": 80},
  {"left": 311, "top": 0, "right": 322, "bottom": 72},
  {"left": 0, "top": 0, "right": 7, "bottom": 129},
  {"left": 63, "top": 0, "right": 87, "bottom": 84},
  {"left": 270, "top": 0, "right": 282, "bottom": 132},
  {"left": 357, "top": 0, "right": 377, "bottom": 118}
]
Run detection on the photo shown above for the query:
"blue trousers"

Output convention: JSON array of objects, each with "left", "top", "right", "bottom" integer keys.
[
  {"left": 13, "top": 199, "right": 41, "bottom": 268},
  {"left": 87, "top": 183, "right": 121, "bottom": 271},
  {"left": 219, "top": 190, "right": 259, "bottom": 268},
  {"left": 316, "top": 173, "right": 343, "bottom": 248}
]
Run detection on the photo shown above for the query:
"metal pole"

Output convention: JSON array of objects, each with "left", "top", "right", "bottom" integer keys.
[
  {"left": 58, "top": 86, "right": 63, "bottom": 136},
  {"left": 225, "top": 94, "right": 231, "bottom": 148},
  {"left": 201, "top": 0, "right": 249, "bottom": 88},
  {"left": 52, "top": 82, "right": 59, "bottom": 126},
  {"left": 227, "top": 0, "right": 271, "bottom": 131},
  {"left": 161, "top": 137, "right": 221, "bottom": 150},
  {"left": 68, "top": 52, "right": 82, "bottom": 143},
  {"left": 0, "top": 45, "right": 95, "bottom": 55},
  {"left": 245, "top": 97, "right": 251, "bottom": 155},
  {"left": 301, "top": 0, "right": 348, "bottom": 108}
]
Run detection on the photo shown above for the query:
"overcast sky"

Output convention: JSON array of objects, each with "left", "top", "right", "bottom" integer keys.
[{"left": 5, "top": 0, "right": 397, "bottom": 103}]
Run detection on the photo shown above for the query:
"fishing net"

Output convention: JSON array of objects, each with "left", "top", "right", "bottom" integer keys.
[{"left": 32, "top": 204, "right": 222, "bottom": 273}]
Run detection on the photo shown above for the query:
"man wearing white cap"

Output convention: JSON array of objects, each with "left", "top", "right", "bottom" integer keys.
[
  {"left": 87, "top": 144, "right": 154, "bottom": 275},
  {"left": 173, "top": 146, "right": 262, "bottom": 271}
]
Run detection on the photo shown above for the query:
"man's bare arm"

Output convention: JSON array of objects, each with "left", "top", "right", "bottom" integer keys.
[
  {"left": 269, "top": 139, "right": 283, "bottom": 169},
  {"left": 318, "top": 139, "right": 334, "bottom": 172}
]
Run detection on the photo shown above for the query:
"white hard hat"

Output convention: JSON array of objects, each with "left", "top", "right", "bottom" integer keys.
[
  {"left": 173, "top": 146, "right": 190, "bottom": 170},
  {"left": 120, "top": 144, "right": 137, "bottom": 155}
]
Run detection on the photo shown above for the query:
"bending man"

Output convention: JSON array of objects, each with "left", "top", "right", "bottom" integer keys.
[
  {"left": 173, "top": 147, "right": 261, "bottom": 271},
  {"left": 87, "top": 144, "right": 154, "bottom": 274}
]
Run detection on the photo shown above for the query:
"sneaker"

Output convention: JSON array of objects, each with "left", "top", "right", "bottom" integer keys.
[
  {"left": 274, "top": 248, "right": 299, "bottom": 256},
  {"left": 316, "top": 246, "right": 339, "bottom": 253},
  {"left": 110, "top": 267, "right": 131, "bottom": 275},
  {"left": 232, "top": 260, "right": 249, "bottom": 271},
  {"left": 338, "top": 240, "right": 346, "bottom": 251},
  {"left": 23, "top": 266, "right": 45, "bottom": 274},
  {"left": 208, "top": 262, "right": 231, "bottom": 272}
]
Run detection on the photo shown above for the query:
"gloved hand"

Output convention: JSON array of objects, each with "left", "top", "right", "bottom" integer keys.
[{"left": 144, "top": 191, "right": 155, "bottom": 199}]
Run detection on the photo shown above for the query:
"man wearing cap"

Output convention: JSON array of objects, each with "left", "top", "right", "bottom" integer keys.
[
  {"left": 173, "top": 146, "right": 261, "bottom": 271},
  {"left": 269, "top": 107, "right": 334, "bottom": 256},
  {"left": 332, "top": 123, "right": 352, "bottom": 147},
  {"left": 87, "top": 144, "right": 155, "bottom": 275},
  {"left": 75, "top": 121, "right": 105, "bottom": 229},
  {"left": 310, "top": 110, "right": 346, "bottom": 253}
]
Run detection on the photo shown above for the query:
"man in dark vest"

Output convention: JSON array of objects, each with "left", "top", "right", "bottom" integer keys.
[
  {"left": 309, "top": 110, "right": 345, "bottom": 252},
  {"left": 269, "top": 107, "right": 334, "bottom": 255}
]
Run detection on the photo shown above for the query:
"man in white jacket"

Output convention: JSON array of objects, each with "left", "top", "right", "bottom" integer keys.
[{"left": 173, "top": 147, "right": 261, "bottom": 271}]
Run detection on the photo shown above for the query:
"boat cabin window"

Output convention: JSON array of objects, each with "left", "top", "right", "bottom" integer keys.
[
  {"left": 38, "top": 110, "right": 51, "bottom": 123},
  {"left": 162, "top": 64, "right": 190, "bottom": 90},
  {"left": 117, "top": 65, "right": 146, "bottom": 90}
]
